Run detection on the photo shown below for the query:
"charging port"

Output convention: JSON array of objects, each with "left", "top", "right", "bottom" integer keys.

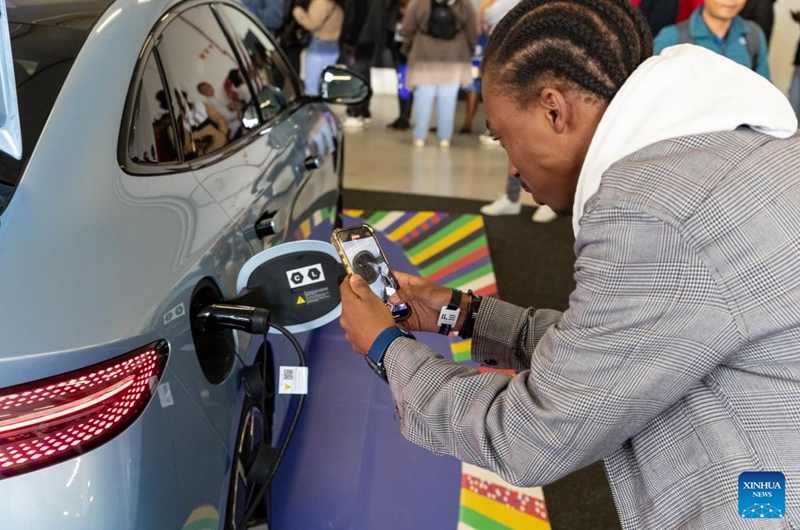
[{"left": 189, "top": 278, "right": 237, "bottom": 384}]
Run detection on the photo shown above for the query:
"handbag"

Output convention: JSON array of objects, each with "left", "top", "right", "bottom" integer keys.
[
  {"left": 279, "top": 17, "right": 311, "bottom": 49},
  {"left": 279, "top": 2, "right": 337, "bottom": 50}
]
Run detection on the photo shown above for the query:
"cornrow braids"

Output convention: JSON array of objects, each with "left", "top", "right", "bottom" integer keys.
[{"left": 483, "top": 0, "right": 652, "bottom": 106}]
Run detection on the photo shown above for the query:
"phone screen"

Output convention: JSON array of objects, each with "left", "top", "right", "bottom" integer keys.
[{"left": 336, "top": 227, "right": 411, "bottom": 320}]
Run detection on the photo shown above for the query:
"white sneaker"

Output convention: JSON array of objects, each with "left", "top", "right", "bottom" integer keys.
[
  {"left": 342, "top": 116, "right": 364, "bottom": 128},
  {"left": 480, "top": 195, "right": 522, "bottom": 216},
  {"left": 532, "top": 204, "right": 558, "bottom": 223},
  {"left": 413, "top": 138, "right": 425, "bottom": 148},
  {"left": 479, "top": 130, "right": 500, "bottom": 146},
  {"left": 439, "top": 139, "right": 450, "bottom": 149}
]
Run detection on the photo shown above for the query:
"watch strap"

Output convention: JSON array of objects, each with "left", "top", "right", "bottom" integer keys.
[
  {"left": 366, "top": 325, "right": 415, "bottom": 382},
  {"left": 438, "top": 289, "right": 462, "bottom": 335}
]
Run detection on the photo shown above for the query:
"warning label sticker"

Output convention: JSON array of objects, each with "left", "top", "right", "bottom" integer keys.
[
  {"left": 279, "top": 366, "right": 308, "bottom": 395},
  {"left": 303, "top": 287, "right": 331, "bottom": 305}
]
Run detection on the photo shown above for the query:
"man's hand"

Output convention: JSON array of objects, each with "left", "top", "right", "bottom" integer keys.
[
  {"left": 387, "top": 272, "right": 459, "bottom": 333},
  {"left": 340, "top": 275, "right": 395, "bottom": 355}
]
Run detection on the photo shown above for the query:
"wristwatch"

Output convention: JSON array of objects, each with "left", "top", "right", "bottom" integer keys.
[{"left": 366, "top": 325, "right": 415, "bottom": 382}]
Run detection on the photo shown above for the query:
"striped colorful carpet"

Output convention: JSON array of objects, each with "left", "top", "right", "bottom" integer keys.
[{"left": 344, "top": 208, "right": 551, "bottom": 530}]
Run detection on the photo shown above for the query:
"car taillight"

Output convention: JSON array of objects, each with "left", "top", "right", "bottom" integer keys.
[{"left": 0, "top": 340, "right": 168, "bottom": 479}]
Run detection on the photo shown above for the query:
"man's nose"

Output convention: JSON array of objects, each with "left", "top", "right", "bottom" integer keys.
[{"left": 508, "top": 161, "right": 520, "bottom": 178}]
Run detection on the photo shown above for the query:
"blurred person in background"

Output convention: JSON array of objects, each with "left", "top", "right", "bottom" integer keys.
[
  {"left": 789, "top": 9, "right": 800, "bottom": 117},
  {"left": 242, "top": 0, "right": 284, "bottom": 35},
  {"left": 740, "top": 0, "right": 777, "bottom": 43},
  {"left": 479, "top": 0, "right": 557, "bottom": 222},
  {"left": 293, "top": 0, "right": 345, "bottom": 95},
  {"left": 401, "top": 0, "right": 477, "bottom": 148},
  {"left": 635, "top": 0, "right": 702, "bottom": 37},
  {"left": 459, "top": 0, "right": 494, "bottom": 135},
  {"left": 339, "top": 0, "right": 387, "bottom": 128},
  {"left": 386, "top": 0, "right": 415, "bottom": 130},
  {"left": 653, "top": 0, "right": 770, "bottom": 80}
]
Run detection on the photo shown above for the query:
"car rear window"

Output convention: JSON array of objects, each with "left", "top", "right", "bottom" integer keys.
[{"left": 0, "top": 23, "right": 85, "bottom": 187}]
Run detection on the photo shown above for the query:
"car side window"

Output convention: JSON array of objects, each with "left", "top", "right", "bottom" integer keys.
[
  {"left": 219, "top": 5, "right": 298, "bottom": 121},
  {"left": 155, "top": 5, "right": 258, "bottom": 160},
  {"left": 129, "top": 54, "right": 180, "bottom": 164}
]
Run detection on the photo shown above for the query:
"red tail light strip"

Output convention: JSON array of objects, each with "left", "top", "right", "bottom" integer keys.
[
  {"left": 0, "top": 340, "right": 168, "bottom": 479},
  {"left": 0, "top": 376, "right": 134, "bottom": 435}
]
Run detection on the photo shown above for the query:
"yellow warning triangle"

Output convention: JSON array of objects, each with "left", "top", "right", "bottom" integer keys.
[
  {"left": 296, "top": 295, "right": 306, "bottom": 305},
  {"left": 284, "top": 383, "right": 292, "bottom": 391}
]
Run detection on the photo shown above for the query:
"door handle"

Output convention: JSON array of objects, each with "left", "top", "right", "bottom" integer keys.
[
  {"left": 255, "top": 210, "right": 279, "bottom": 238},
  {"left": 304, "top": 155, "right": 324, "bottom": 171}
]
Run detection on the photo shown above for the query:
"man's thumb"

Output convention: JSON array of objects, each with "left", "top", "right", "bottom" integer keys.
[{"left": 350, "top": 274, "right": 373, "bottom": 298}]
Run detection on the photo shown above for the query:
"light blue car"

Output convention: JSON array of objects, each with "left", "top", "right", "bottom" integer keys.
[{"left": 0, "top": 0, "right": 367, "bottom": 527}]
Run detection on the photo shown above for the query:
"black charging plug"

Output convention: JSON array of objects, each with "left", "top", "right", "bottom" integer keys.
[{"left": 195, "top": 304, "right": 270, "bottom": 335}]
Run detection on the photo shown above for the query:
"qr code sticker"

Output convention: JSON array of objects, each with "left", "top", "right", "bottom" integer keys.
[{"left": 279, "top": 366, "right": 308, "bottom": 394}]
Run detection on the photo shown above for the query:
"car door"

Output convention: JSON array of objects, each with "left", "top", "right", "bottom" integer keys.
[{"left": 198, "top": 3, "right": 340, "bottom": 253}]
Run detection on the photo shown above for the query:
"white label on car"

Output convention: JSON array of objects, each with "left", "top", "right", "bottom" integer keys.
[
  {"left": 279, "top": 366, "right": 308, "bottom": 394},
  {"left": 286, "top": 264, "right": 325, "bottom": 289},
  {"left": 163, "top": 303, "right": 186, "bottom": 325},
  {"left": 158, "top": 381, "right": 175, "bottom": 408}
]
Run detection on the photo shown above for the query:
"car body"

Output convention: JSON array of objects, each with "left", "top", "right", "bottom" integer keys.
[{"left": 0, "top": 0, "right": 362, "bottom": 527}]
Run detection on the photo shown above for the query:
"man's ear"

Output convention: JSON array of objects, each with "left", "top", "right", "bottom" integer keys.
[{"left": 539, "top": 88, "right": 569, "bottom": 134}]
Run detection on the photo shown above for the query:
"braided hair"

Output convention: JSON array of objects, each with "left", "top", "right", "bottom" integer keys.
[{"left": 483, "top": 0, "right": 652, "bottom": 107}]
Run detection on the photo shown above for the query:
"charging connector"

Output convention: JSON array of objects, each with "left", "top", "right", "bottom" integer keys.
[{"left": 195, "top": 304, "right": 269, "bottom": 335}]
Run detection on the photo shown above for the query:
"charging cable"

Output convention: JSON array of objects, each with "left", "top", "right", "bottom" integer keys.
[
  {"left": 240, "top": 321, "right": 306, "bottom": 526},
  {"left": 195, "top": 304, "right": 307, "bottom": 528}
]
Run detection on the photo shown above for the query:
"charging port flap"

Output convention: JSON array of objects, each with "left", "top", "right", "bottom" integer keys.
[{"left": 236, "top": 241, "right": 345, "bottom": 334}]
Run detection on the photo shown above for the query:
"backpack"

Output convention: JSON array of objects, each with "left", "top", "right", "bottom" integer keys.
[
  {"left": 426, "top": 0, "right": 459, "bottom": 40},
  {"left": 676, "top": 19, "right": 761, "bottom": 72}
]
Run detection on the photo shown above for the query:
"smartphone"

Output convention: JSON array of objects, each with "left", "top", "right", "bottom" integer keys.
[{"left": 331, "top": 224, "right": 412, "bottom": 321}]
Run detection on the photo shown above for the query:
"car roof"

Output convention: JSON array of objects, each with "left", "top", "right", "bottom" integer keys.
[
  {"left": 6, "top": 0, "right": 116, "bottom": 30},
  {"left": 0, "top": 0, "right": 120, "bottom": 193}
]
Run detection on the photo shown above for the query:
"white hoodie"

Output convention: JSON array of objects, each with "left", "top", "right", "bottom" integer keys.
[{"left": 572, "top": 44, "right": 798, "bottom": 237}]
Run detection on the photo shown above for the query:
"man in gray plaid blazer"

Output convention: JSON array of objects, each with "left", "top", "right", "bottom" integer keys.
[{"left": 339, "top": 0, "right": 800, "bottom": 527}]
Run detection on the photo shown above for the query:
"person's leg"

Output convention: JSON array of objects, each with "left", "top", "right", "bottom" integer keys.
[
  {"left": 505, "top": 174, "right": 521, "bottom": 203},
  {"left": 481, "top": 174, "right": 522, "bottom": 216},
  {"left": 304, "top": 39, "right": 339, "bottom": 96},
  {"left": 435, "top": 83, "right": 460, "bottom": 144},
  {"left": 461, "top": 90, "right": 480, "bottom": 133},
  {"left": 352, "top": 45, "right": 374, "bottom": 118},
  {"left": 413, "top": 85, "right": 436, "bottom": 143},
  {"left": 283, "top": 45, "right": 302, "bottom": 77},
  {"left": 789, "top": 65, "right": 800, "bottom": 118},
  {"left": 303, "top": 39, "right": 324, "bottom": 95},
  {"left": 389, "top": 63, "right": 413, "bottom": 129}
]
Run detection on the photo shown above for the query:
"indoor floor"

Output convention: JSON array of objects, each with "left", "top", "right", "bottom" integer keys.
[{"left": 337, "top": 93, "right": 540, "bottom": 208}]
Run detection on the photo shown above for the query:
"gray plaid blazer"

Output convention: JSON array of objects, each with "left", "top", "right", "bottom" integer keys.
[{"left": 384, "top": 129, "right": 800, "bottom": 529}]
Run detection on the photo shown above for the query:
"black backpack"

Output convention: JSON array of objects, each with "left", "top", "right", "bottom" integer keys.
[{"left": 426, "top": 0, "right": 459, "bottom": 40}]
